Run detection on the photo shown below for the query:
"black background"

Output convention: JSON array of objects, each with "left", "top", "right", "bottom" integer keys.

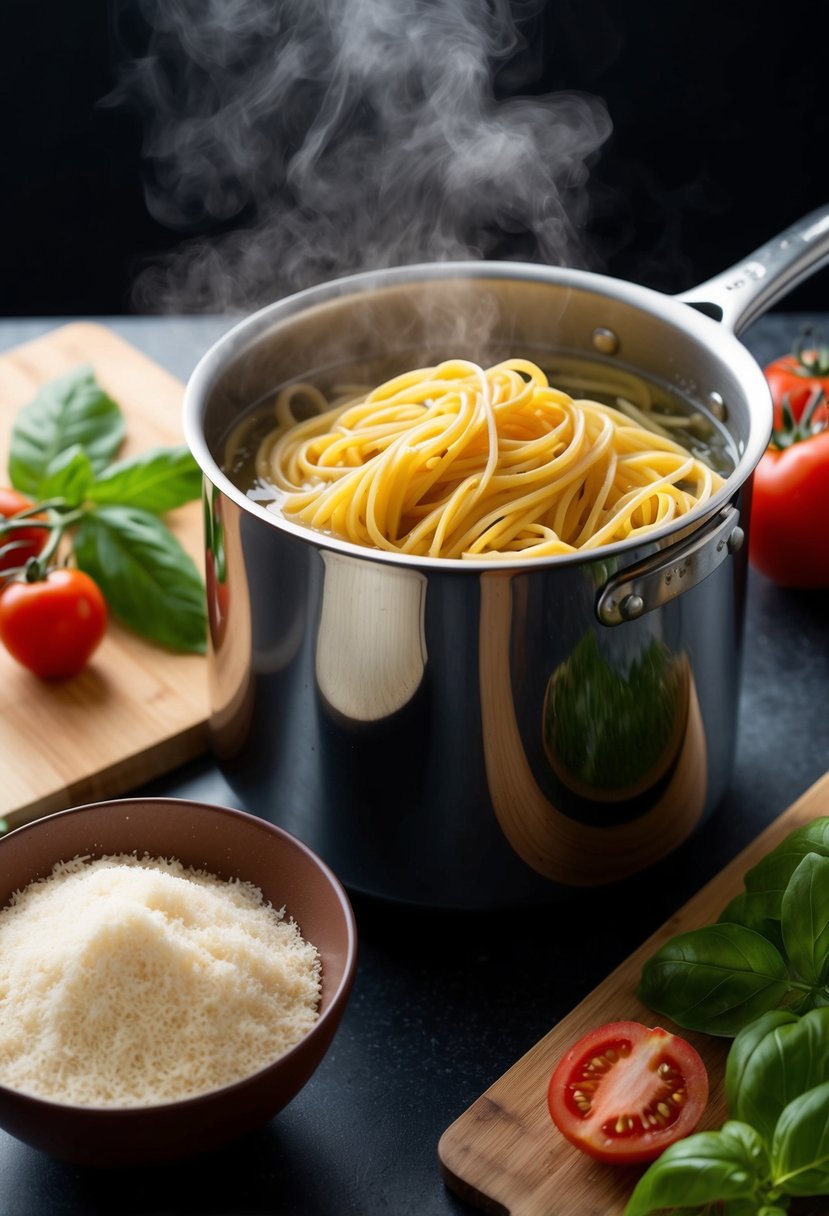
[{"left": 1, "top": 0, "right": 828, "bottom": 317}]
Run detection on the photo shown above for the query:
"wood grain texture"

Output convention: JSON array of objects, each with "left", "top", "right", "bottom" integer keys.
[
  {"left": 0, "top": 323, "right": 209, "bottom": 828},
  {"left": 438, "top": 768, "right": 829, "bottom": 1216}
]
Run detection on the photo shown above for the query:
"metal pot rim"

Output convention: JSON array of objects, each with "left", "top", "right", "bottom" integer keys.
[{"left": 182, "top": 258, "right": 769, "bottom": 572}]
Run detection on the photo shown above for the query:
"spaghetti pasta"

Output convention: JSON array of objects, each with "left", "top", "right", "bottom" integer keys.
[{"left": 253, "top": 358, "right": 725, "bottom": 559}]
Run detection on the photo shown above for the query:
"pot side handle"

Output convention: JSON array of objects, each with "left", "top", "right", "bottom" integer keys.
[
  {"left": 595, "top": 507, "right": 744, "bottom": 626},
  {"left": 678, "top": 206, "right": 829, "bottom": 336}
]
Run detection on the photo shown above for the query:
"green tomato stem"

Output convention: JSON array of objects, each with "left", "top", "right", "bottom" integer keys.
[
  {"left": 771, "top": 386, "right": 827, "bottom": 449},
  {"left": 17, "top": 506, "right": 88, "bottom": 582},
  {"left": 794, "top": 325, "right": 829, "bottom": 376},
  {"left": 0, "top": 497, "right": 72, "bottom": 530}
]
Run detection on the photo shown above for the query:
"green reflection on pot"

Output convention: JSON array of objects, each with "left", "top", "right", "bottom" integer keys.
[{"left": 542, "top": 633, "right": 688, "bottom": 800}]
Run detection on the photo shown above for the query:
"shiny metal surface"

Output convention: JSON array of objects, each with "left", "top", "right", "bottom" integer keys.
[
  {"left": 595, "top": 506, "right": 743, "bottom": 625},
  {"left": 205, "top": 494, "right": 740, "bottom": 904},
  {"left": 679, "top": 206, "right": 829, "bottom": 333},
  {"left": 184, "top": 211, "right": 829, "bottom": 906}
]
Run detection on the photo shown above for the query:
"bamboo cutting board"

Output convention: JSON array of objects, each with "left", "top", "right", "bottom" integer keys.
[
  {"left": 0, "top": 323, "right": 210, "bottom": 829},
  {"left": 439, "top": 769, "right": 829, "bottom": 1216}
]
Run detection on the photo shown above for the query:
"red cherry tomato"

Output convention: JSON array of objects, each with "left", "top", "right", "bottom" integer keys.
[
  {"left": 748, "top": 427, "right": 829, "bottom": 588},
  {"left": 0, "top": 488, "right": 49, "bottom": 577},
  {"left": 0, "top": 568, "right": 108, "bottom": 679},
  {"left": 764, "top": 347, "right": 829, "bottom": 429},
  {"left": 547, "top": 1021, "right": 709, "bottom": 1165}
]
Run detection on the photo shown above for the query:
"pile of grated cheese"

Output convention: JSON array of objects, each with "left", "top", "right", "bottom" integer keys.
[{"left": 0, "top": 853, "right": 321, "bottom": 1107}]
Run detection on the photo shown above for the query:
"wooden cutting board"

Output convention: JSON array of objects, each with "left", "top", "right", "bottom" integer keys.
[
  {"left": 439, "top": 768, "right": 829, "bottom": 1216},
  {"left": 0, "top": 322, "right": 210, "bottom": 830}
]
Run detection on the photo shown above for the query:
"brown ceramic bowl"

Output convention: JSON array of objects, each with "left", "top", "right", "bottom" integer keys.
[{"left": 0, "top": 797, "right": 357, "bottom": 1167}]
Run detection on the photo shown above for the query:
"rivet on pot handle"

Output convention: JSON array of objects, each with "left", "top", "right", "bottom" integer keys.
[{"left": 596, "top": 507, "right": 744, "bottom": 626}]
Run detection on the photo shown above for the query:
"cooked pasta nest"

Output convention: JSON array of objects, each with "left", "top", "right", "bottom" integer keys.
[{"left": 249, "top": 358, "right": 725, "bottom": 560}]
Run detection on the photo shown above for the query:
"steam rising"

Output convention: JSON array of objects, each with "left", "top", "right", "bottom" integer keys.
[{"left": 117, "top": 0, "right": 612, "bottom": 313}]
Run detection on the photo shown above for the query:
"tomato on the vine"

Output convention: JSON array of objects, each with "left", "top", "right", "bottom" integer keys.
[
  {"left": 749, "top": 428, "right": 829, "bottom": 588},
  {"left": 547, "top": 1021, "right": 709, "bottom": 1165},
  {"left": 0, "top": 568, "right": 107, "bottom": 679},
  {"left": 0, "top": 487, "right": 48, "bottom": 577},
  {"left": 749, "top": 384, "right": 829, "bottom": 588},
  {"left": 764, "top": 337, "right": 829, "bottom": 429}
]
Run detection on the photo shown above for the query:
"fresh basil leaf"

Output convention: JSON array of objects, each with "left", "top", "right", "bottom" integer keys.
[
  {"left": 745, "top": 819, "right": 829, "bottom": 895},
  {"left": 36, "top": 444, "right": 95, "bottom": 505},
  {"left": 781, "top": 853, "right": 829, "bottom": 987},
  {"left": 9, "top": 366, "right": 124, "bottom": 495},
  {"left": 657, "top": 1203, "right": 761, "bottom": 1215},
  {"left": 718, "top": 890, "right": 785, "bottom": 954},
  {"left": 723, "top": 1207, "right": 781, "bottom": 1216},
  {"left": 729, "top": 1009, "right": 829, "bottom": 1148},
  {"left": 719, "top": 1120, "right": 772, "bottom": 1176},
  {"left": 726, "top": 1010, "right": 799, "bottom": 1124},
  {"left": 638, "top": 924, "right": 792, "bottom": 1036},
  {"left": 73, "top": 506, "right": 206, "bottom": 654},
  {"left": 690, "top": 1203, "right": 769, "bottom": 1216},
  {"left": 771, "top": 1079, "right": 829, "bottom": 1196},
  {"left": 88, "top": 446, "right": 202, "bottom": 513},
  {"left": 624, "top": 1127, "right": 765, "bottom": 1215}
]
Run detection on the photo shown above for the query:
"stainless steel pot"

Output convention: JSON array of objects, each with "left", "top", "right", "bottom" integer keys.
[{"left": 184, "top": 208, "right": 829, "bottom": 907}]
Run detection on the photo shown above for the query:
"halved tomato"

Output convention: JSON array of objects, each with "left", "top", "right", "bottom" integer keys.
[{"left": 547, "top": 1021, "right": 708, "bottom": 1165}]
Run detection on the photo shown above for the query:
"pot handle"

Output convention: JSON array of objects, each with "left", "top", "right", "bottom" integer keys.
[
  {"left": 678, "top": 206, "right": 829, "bottom": 336},
  {"left": 595, "top": 506, "right": 744, "bottom": 626}
]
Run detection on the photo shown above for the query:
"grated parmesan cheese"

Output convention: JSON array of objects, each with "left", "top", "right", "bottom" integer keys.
[{"left": 0, "top": 854, "right": 321, "bottom": 1107}]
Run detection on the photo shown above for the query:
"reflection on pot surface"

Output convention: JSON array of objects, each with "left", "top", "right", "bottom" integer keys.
[
  {"left": 542, "top": 634, "right": 690, "bottom": 802},
  {"left": 315, "top": 553, "right": 427, "bottom": 721},
  {"left": 480, "top": 573, "right": 707, "bottom": 887},
  {"left": 206, "top": 485, "right": 254, "bottom": 759}
]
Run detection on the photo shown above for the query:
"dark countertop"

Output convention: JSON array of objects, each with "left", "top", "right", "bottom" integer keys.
[{"left": 0, "top": 312, "right": 827, "bottom": 1215}]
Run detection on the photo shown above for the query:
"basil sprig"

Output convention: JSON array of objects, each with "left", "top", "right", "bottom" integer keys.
[
  {"left": 638, "top": 821, "right": 829, "bottom": 1036},
  {"left": 625, "top": 1010, "right": 829, "bottom": 1214},
  {"left": 73, "top": 508, "right": 206, "bottom": 654},
  {"left": 5, "top": 365, "right": 206, "bottom": 654},
  {"left": 726, "top": 1008, "right": 829, "bottom": 1145},
  {"left": 9, "top": 366, "right": 125, "bottom": 493}
]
